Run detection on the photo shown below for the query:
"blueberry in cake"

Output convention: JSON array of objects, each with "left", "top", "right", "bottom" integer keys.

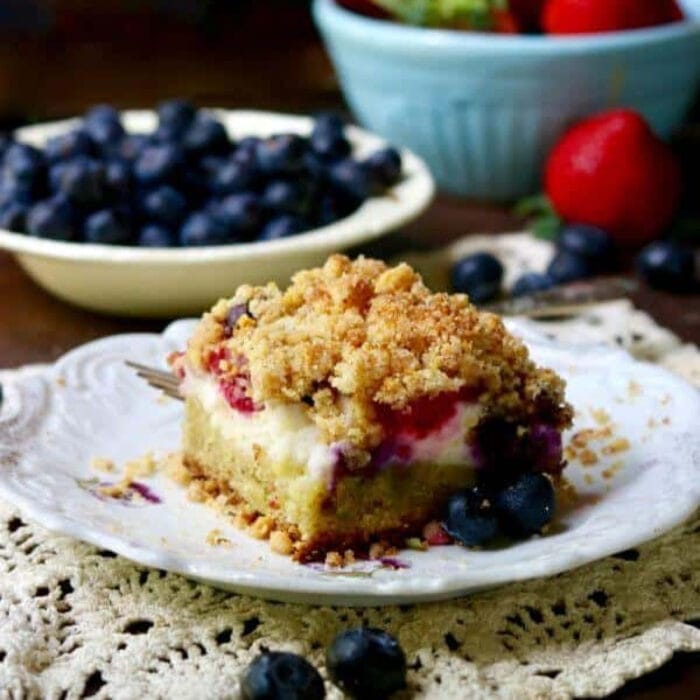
[{"left": 169, "top": 255, "right": 573, "bottom": 561}]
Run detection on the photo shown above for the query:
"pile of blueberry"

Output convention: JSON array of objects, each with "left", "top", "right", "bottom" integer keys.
[
  {"left": 0, "top": 101, "right": 403, "bottom": 247},
  {"left": 241, "top": 626, "right": 407, "bottom": 699},
  {"left": 450, "top": 223, "right": 697, "bottom": 300}
]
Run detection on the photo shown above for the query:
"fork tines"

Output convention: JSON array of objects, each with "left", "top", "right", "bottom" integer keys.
[{"left": 126, "top": 361, "right": 182, "bottom": 401}]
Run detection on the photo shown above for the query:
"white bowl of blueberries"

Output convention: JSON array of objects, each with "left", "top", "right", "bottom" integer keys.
[{"left": 0, "top": 101, "right": 434, "bottom": 317}]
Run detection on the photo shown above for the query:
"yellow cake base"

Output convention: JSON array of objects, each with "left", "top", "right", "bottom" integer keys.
[{"left": 181, "top": 397, "right": 477, "bottom": 560}]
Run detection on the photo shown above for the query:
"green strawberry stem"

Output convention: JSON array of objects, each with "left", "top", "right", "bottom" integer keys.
[{"left": 514, "top": 193, "right": 563, "bottom": 241}]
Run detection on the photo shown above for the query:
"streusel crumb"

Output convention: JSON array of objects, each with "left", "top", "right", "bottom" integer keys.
[{"left": 181, "top": 255, "right": 572, "bottom": 457}]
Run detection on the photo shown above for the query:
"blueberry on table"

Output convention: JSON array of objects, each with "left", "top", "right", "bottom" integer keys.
[
  {"left": 179, "top": 211, "right": 231, "bottom": 246},
  {"left": 140, "top": 185, "right": 187, "bottom": 227},
  {"left": 83, "top": 208, "right": 133, "bottom": 245},
  {"left": 363, "top": 147, "right": 402, "bottom": 187},
  {"left": 258, "top": 215, "right": 307, "bottom": 241},
  {"left": 450, "top": 252, "right": 504, "bottom": 304},
  {"left": 241, "top": 651, "right": 325, "bottom": 700},
  {"left": 156, "top": 98, "right": 196, "bottom": 135},
  {"left": 255, "top": 134, "right": 307, "bottom": 175},
  {"left": 546, "top": 250, "right": 593, "bottom": 284},
  {"left": 443, "top": 486, "right": 500, "bottom": 547},
  {"left": 26, "top": 196, "right": 75, "bottom": 241},
  {"left": 215, "top": 193, "right": 262, "bottom": 236},
  {"left": 44, "top": 130, "right": 93, "bottom": 163},
  {"left": 309, "top": 126, "right": 350, "bottom": 162},
  {"left": 328, "top": 159, "right": 373, "bottom": 201},
  {"left": 138, "top": 223, "right": 176, "bottom": 248},
  {"left": 211, "top": 160, "right": 256, "bottom": 195},
  {"left": 182, "top": 115, "right": 230, "bottom": 157},
  {"left": 637, "top": 241, "right": 696, "bottom": 293},
  {"left": 557, "top": 223, "right": 615, "bottom": 272},
  {"left": 495, "top": 472, "right": 555, "bottom": 537},
  {"left": 0, "top": 201, "right": 28, "bottom": 231},
  {"left": 133, "top": 144, "right": 182, "bottom": 186},
  {"left": 56, "top": 158, "right": 106, "bottom": 206},
  {"left": 326, "top": 627, "right": 406, "bottom": 700},
  {"left": 511, "top": 272, "right": 554, "bottom": 297}
]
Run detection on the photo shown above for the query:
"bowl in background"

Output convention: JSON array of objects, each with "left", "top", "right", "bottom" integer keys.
[
  {"left": 314, "top": 0, "right": 700, "bottom": 200},
  {"left": 0, "top": 110, "right": 434, "bottom": 318}
]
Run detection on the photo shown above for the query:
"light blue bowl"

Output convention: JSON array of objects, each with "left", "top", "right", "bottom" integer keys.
[{"left": 314, "top": 0, "right": 700, "bottom": 200}]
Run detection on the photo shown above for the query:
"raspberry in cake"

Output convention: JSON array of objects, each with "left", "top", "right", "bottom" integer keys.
[{"left": 169, "top": 255, "right": 573, "bottom": 561}]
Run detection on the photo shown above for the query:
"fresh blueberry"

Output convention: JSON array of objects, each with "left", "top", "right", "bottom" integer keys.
[
  {"left": 211, "top": 160, "right": 256, "bottom": 195},
  {"left": 138, "top": 223, "right": 176, "bottom": 247},
  {"left": 315, "top": 192, "right": 359, "bottom": 226},
  {"left": 55, "top": 157, "right": 106, "bottom": 206},
  {"left": 558, "top": 224, "right": 615, "bottom": 270},
  {"left": 215, "top": 193, "right": 262, "bottom": 236},
  {"left": 0, "top": 176, "right": 35, "bottom": 206},
  {"left": 156, "top": 98, "right": 196, "bottom": 135},
  {"left": 84, "top": 104, "right": 120, "bottom": 125},
  {"left": 233, "top": 137, "right": 262, "bottom": 165},
  {"left": 511, "top": 272, "right": 554, "bottom": 298},
  {"left": 141, "top": 185, "right": 187, "bottom": 227},
  {"left": 133, "top": 144, "right": 182, "bottom": 186},
  {"left": 83, "top": 208, "right": 132, "bottom": 245},
  {"left": 546, "top": 250, "right": 593, "bottom": 284},
  {"left": 313, "top": 111, "right": 346, "bottom": 135},
  {"left": 309, "top": 125, "right": 350, "bottom": 162},
  {"left": 303, "top": 152, "right": 328, "bottom": 183},
  {"left": 0, "top": 133, "right": 15, "bottom": 160},
  {"left": 44, "top": 130, "right": 93, "bottom": 163},
  {"left": 84, "top": 116, "right": 125, "bottom": 151},
  {"left": 26, "top": 196, "right": 75, "bottom": 241},
  {"left": 363, "top": 147, "right": 402, "bottom": 187},
  {"left": 117, "top": 133, "right": 149, "bottom": 162},
  {"left": 494, "top": 472, "right": 555, "bottom": 537},
  {"left": 326, "top": 627, "right": 406, "bottom": 700},
  {"left": 637, "top": 241, "right": 696, "bottom": 293},
  {"left": 450, "top": 252, "right": 503, "bottom": 304},
  {"left": 0, "top": 201, "right": 28, "bottom": 231},
  {"left": 241, "top": 652, "right": 325, "bottom": 700},
  {"left": 3, "top": 143, "right": 45, "bottom": 184},
  {"left": 328, "top": 159, "right": 373, "bottom": 200},
  {"left": 255, "top": 134, "right": 307, "bottom": 175},
  {"left": 179, "top": 211, "right": 231, "bottom": 246},
  {"left": 443, "top": 486, "right": 500, "bottom": 547},
  {"left": 183, "top": 115, "right": 230, "bottom": 157},
  {"left": 258, "top": 215, "right": 307, "bottom": 241},
  {"left": 104, "top": 159, "right": 131, "bottom": 197},
  {"left": 261, "top": 180, "right": 310, "bottom": 215}
]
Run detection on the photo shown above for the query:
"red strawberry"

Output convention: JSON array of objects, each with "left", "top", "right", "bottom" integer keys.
[
  {"left": 336, "top": 0, "right": 391, "bottom": 19},
  {"left": 543, "top": 0, "right": 683, "bottom": 34},
  {"left": 509, "top": 0, "right": 546, "bottom": 31},
  {"left": 545, "top": 109, "right": 681, "bottom": 245}
]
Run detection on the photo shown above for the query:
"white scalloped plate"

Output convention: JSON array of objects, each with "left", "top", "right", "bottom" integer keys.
[{"left": 1, "top": 321, "right": 698, "bottom": 606}]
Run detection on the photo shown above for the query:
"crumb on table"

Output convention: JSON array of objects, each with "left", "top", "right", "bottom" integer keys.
[{"left": 90, "top": 457, "right": 116, "bottom": 473}]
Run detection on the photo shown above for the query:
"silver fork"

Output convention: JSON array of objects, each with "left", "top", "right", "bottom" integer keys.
[{"left": 126, "top": 361, "right": 182, "bottom": 401}]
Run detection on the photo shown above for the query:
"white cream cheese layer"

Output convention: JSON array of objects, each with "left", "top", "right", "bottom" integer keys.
[{"left": 182, "top": 369, "right": 481, "bottom": 483}]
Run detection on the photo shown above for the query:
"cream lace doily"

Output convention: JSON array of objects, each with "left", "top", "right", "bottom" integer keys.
[{"left": 1, "top": 234, "right": 699, "bottom": 699}]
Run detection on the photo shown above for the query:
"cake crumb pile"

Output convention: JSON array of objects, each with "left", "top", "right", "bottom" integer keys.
[{"left": 181, "top": 255, "right": 572, "bottom": 456}]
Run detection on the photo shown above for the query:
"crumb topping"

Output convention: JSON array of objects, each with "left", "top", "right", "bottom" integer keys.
[{"left": 181, "top": 255, "right": 572, "bottom": 453}]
